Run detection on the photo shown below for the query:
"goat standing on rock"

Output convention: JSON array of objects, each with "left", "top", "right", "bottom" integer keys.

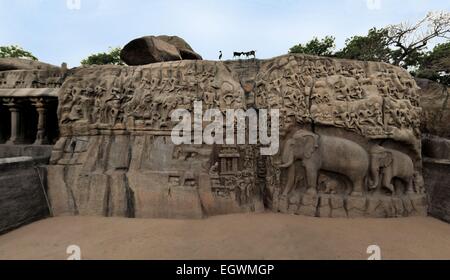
[{"left": 233, "top": 50, "right": 256, "bottom": 59}]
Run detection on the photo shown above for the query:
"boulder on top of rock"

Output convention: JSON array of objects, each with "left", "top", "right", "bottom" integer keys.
[
  {"left": 0, "top": 58, "right": 60, "bottom": 72},
  {"left": 120, "top": 35, "right": 202, "bottom": 66},
  {"left": 156, "top": 35, "right": 203, "bottom": 60}
]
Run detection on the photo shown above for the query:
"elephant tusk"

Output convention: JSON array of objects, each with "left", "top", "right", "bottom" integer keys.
[{"left": 279, "top": 159, "right": 294, "bottom": 168}]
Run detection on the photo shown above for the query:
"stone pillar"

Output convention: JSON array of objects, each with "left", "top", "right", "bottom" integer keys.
[
  {"left": 4, "top": 99, "right": 23, "bottom": 145},
  {"left": 32, "top": 99, "right": 48, "bottom": 145}
]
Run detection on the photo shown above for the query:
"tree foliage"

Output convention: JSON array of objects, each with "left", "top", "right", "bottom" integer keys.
[
  {"left": 289, "top": 36, "right": 336, "bottom": 56},
  {"left": 289, "top": 11, "right": 450, "bottom": 71},
  {"left": 335, "top": 28, "right": 391, "bottom": 63},
  {"left": 416, "top": 42, "right": 450, "bottom": 86},
  {"left": 80, "top": 47, "right": 124, "bottom": 66},
  {"left": 0, "top": 45, "right": 37, "bottom": 60},
  {"left": 386, "top": 11, "right": 450, "bottom": 67}
]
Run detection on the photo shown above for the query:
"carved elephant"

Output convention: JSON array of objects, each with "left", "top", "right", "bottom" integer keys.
[
  {"left": 279, "top": 130, "right": 369, "bottom": 196},
  {"left": 368, "top": 145, "right": 415, "bottom": 194}
]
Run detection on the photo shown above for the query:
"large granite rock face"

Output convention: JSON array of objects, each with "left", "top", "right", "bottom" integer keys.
[
  {"left": 0, "top": 157, "right": 50, "bottom": 234},
  {"left": 0, "top": 64, "right": 67, "bottom": 90},
  {"left": 0, "top": 58, "right": 60, "bottom": 72},
  {"left": 423, "top": 134, "right": 450, "bottom": 160},
  {"left": 417, "top": 78, "right": 450, "bottom": 222},
  {"left": 120, "top": 36, "right": 202, "bottom": 66},
  {"left": 48, "top": 54, "right": 427, "bottom": 219},
  {"left": 418, "top": 78, "right": 450, "bottom": 138}
]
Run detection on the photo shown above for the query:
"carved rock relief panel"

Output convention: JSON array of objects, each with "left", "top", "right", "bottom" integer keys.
[{"left": 49, "top": 54, "right": 427, "bottom": 219}]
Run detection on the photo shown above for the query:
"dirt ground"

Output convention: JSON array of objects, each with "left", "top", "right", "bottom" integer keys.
[{"left": 0, "top": 213, "right": 449, "bottom": 260}]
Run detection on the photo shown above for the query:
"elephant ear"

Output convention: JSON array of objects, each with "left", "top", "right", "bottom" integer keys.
[
  {"left": 381, "top": 152, "right": 393, "bottom": 167},
  {"left": 302, "top": 135, "right": 319, "bottom": 159}
]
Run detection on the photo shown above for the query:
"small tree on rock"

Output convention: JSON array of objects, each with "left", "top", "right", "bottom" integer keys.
[
  {"left": 0, "top": 45, "right": 37, "bottom": 60},
  {"left": 289, "top": 36, "right": 336, "bottom": 56},
  {"left": 416, "top": 42, "right": 450, "bottom": 88},
  {"left": 335, "top": 28, "right": 392, "bottom": 63},
  {"left": 81, "top": 47, "right": 124, "bottom": 66}
]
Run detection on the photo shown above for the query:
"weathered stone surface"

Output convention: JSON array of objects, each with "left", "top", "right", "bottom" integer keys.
[
  {"left": 0, "top": 88, "right": 59, "bottom": 98},
  {"left": 0, "top": 157, "right": 50, "bottom": 234},
  {"left": 423, "top": 159, "right": 450, "bottom": 223},
  {"left": 0, "top": 145, "right": 53, "bottom": 159},
  {"left": 156, "top": 35, "right": 203, "bottom": 60},
  {"left": 0, "top": 68, "right": 66, "bottom": 89},
  {"left": 0, "top": 58, "right": 60, "bottom": 72},
  {"left": 346, "top": 196, "right": 367, "bottom": 218},
  {"left": 423, "top": 134, "right": 450, "bottom": 160},
  {"left": 47, "top": 165, "right": 74, "bottom": 216},
  {"left": 297, "top": 194, "right": 319, "bottom": 217},
  {"left": 417, "top": 78, "right": 450, "bottom": 138},
  {"left": 120, "top": 35, "right": 202, "bottom": 66},
  {"left": 318, "top": 195, "right": 331, "bottom": 218},
  {"left": 48, "top": 54, "right": 426, "bottom": 219},
  {"left": 329, "top": 196, "right": 347, "bottom": 218}
]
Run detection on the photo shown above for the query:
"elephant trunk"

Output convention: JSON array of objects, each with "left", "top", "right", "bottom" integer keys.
[
  {"left": 369, "top": 161, "right": 380, "bottom": 189},
  {"left": 280, "top": 148, "right": 294, "bottom": 169}
]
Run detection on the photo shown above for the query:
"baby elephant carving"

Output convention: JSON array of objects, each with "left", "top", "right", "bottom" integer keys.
[
  {"left": 279, "top": 130, "right": 369, "bottom": 196},
  {"left": 369, "top": 145, "right": 415, "bottom": 194}
]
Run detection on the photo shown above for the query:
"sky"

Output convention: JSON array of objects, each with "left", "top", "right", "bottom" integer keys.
[{"left": 0, "top": 0, "right": 449, "bottom": 67}]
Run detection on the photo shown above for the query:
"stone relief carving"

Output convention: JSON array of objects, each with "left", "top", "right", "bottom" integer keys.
[
  {"left": 368, "top": 145, "right": 416, "bottom": 194},
  {"left": 279, "top": 130, "right": 370, "bottom": 197},
  {"left": 48, "top": 54, "right": 427, "bottom": 219},
  {"left": 0, "top": 70, "right": 65, "bottom": 89}
]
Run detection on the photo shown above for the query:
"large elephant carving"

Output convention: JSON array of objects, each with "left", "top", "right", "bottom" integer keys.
[
  {"left": 279, "top": 130, "right": 369, "bottom": 196},
  {"left": 369, "top": 145, "right": 415, "bottom": 194}
]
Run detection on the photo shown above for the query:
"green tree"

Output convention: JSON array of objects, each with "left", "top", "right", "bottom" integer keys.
[
  {"left": 289, "top": 36, "right": 336, "bottom": 56},
  {"left": 335, "top": 28, "right": 392, "bottom": 63},
  {"left": 80, "top": 47, "right": 124, "bottom": 66},
  {"left": 416, "top": 42, "right": 450, "bottom": 87},
  {"left": 0, "top": 45, "right": 37, "bottom": 60},
  {"left": 337, "top": 11, "right": 449, "bottom": 68}
]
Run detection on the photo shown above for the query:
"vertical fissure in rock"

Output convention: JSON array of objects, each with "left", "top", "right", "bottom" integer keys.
[
  {"left": 63, "top": 162, "right": 79, "bottom": 215},
  {"left": 308, "top": 79, "right": 317, "bottom": 133},
  {"left": 124, "top": 175, "right": 135, "bottom": 218},
  {"left": 104, "top": 177, "right": 112, "bottom": 217},
  {"left": 343, "top": 197, "right": 349, "bottom": 218}
]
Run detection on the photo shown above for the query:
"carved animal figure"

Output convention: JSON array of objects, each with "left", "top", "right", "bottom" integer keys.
[
  {"left": 279, "top": 130, "right": 369, "bottom": 196},
  {"left": 368, "top": 145, "right": 415, "bottom": 194}
]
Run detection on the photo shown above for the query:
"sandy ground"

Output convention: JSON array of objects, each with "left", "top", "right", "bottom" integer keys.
[{"left": 0, "top": 213, "right": 449, "bottom": 260}]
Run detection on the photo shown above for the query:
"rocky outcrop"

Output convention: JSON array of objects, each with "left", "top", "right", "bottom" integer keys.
[
  {"left": 0, "top": 58, "right": 60, "bottom": 72},
  {"left": 417, "top": 78, "right": 450, "bottom": 138},
  {"left": 48, "top": 54, "right": 427, "bottom": 219},
  {"left": 423, "top": 134, "right": 450, "bottom": 160},
  {"left": 156, "top": 35, "right": 203, "bottom": 60},
  {"left": 120, "top": 35, "right": 202, "bottom": 66},
  {"left": 0, "top": 157, "right": 50, "bottom": 234},
  {"left": 423, "top": 159, "right": 450, "bottom": 223},
  {"left": 417, "top": 78, "right": 450, "bottom": 223}
]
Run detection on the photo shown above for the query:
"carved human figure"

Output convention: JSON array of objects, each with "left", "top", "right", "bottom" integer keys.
[
  {"left": 368, "top": 145, "right": 415, "bottom": 194},
  {"left": 279, "top": 130, "right": 369, "bottom": 196},
  {"left": 209, "top": 162, "right": 219, "bottom": 176}
]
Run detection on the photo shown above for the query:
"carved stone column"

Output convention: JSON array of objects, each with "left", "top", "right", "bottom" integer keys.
[
  {"left": 32, "top": 98, "right": 48, "bottom": 145},
  {"left": 4, "top": 99, "right": 23, "bottom": 145}
]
